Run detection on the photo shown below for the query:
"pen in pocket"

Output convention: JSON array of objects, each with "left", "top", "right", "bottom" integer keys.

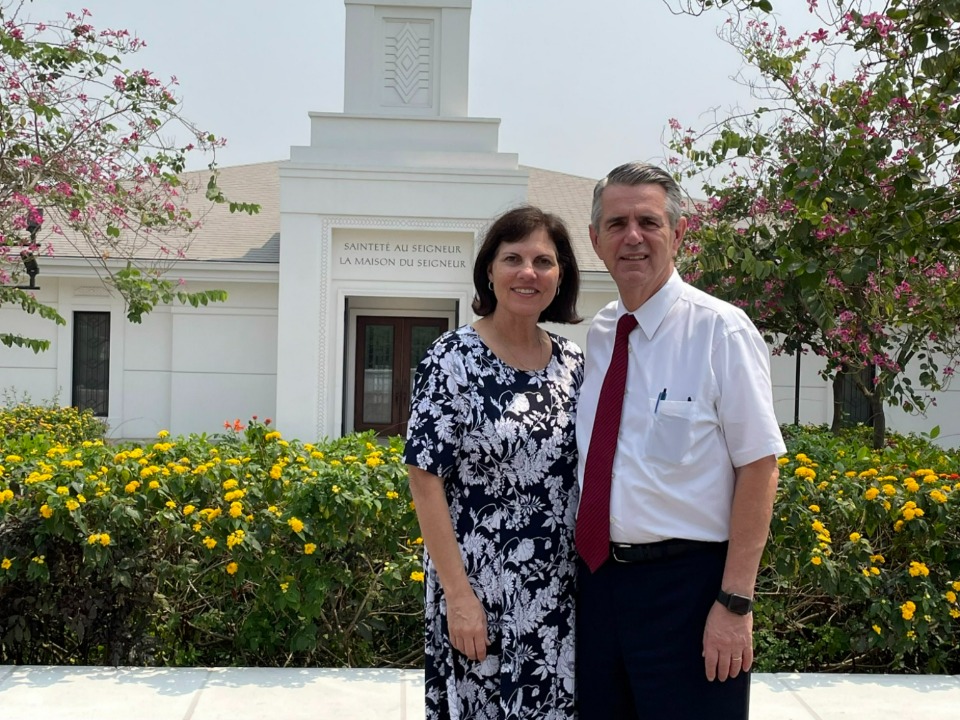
[{"left": 655, "top": 388, "right": 667, "bottom": 413}]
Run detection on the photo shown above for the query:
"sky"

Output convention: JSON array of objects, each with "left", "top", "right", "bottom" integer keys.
[{"left": 28, "top": 0, "right": 825, "bottom": 188}]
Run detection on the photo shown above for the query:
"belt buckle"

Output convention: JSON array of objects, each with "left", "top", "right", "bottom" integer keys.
[{"left": 610, "top": 543, "right": 631, "bottom": 563}]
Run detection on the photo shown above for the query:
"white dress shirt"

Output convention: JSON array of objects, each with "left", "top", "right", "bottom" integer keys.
[{"left": 576, "top": 270, "right": 786, "bottom": 544}]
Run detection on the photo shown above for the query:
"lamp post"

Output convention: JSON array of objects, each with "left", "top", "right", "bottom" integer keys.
[{"left": 13, "top": 208, "right": 42, "bottom": 290}]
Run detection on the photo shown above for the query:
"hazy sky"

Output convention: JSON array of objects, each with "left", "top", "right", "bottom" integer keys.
[{"left": 30, "top": 0, "right": 823, "bottom": 187}]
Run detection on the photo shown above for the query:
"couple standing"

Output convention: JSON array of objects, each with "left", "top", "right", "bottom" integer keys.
[{"left": 404, "top": 162, "right": 786, "bottom": 719}]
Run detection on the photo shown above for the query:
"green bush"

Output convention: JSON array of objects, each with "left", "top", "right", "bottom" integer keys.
[
  {"left": 0, "top": 401, "right": 107, "bottom": 446},
  {"left": 2, "top": 414, "right": 957, "bottom": 672},
  {"left": 0, "top": 418, "right": 423, "bottom": 666},
  {"left": 755, "top": 424, "right": 960, "bottom": 673}
]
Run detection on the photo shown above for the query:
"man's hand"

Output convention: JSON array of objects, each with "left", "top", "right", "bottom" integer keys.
[
  {"left": 702, "top": 601, "right": 753, "bottom": 681},
  {"left": 447, "top": 589, "right": 489, "bottom": 661}
]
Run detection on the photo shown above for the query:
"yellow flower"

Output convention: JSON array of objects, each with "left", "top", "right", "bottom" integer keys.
[
  {"left": 950, "top": 608, "right": 960, "bottom": 619},
  {"left": 906, "top": 630, "right": 917, "bottom": 639},
  {"left": 192, "top": 522, "right": 202, "bottom": 532},
  {"left": 366, "top": 456, "right": 383, "bottom": 468},
  {"left": 386, "top": 490, "right": 399, "bottom": 500},
  {"left": 56, "top": 486, "right": 69, "bottom": 495},
  {"left": 226, "top": 562, "right": 238, "bottom": 575},
  {"left": 861, "top": 568, "right": 871, "bottom": 577},
  {"left": 859, "top": 468, "right": 879, "bottom": 478},
  {"left": 279, "top": 582, "right": 289, "bottom": 593},
  {"left": 953, "top": 581, "right": 960, "bottom": 592},
  {"left": 311, "top": 451, "right": 325, "bottom": 460},
  {"left": 808, "top": 504, "right": 820, "bottom": 513},
  {"left": 811, "top": 556, "right": 822, "bottom": 566},
  {"left": 226, "top": 529, "right": 246, "bottom": 549},
  {"left": 908, "top": 561, "right": 930, "bottom": 577},
  {"left": 165, "top": 500, "right": 177, "bottom": 509},
  {"left": 222, "top": 478, "right": 239, "bottom": 490},
  {"left": 882, "top": 484, "right": 896, "bottom": 496},
  {"left": 929, "top": 490, "right": 948, "bottom": 504},
  {"left": 811, "top": 520, "right": 825, "bottom": 533},
  {"left": 864, "top": 487, "right": 880, "bottom": 501},
  {"left": 1, "top": 558, "right": 11, "bottom": 570},
  {"left": 124, "top": 480, "right": 141, "bottom": 494},
  {"left": 794, "top": 466, "right": 816, "bottom": 480},
  {"left": 183, "top": 504, "right": 196, "bottom": 516},
  {"left": 894, "top": 520, "right": 905, "bottom": 532},
  {"left": 229, "top": 502, "right": 244, "bottom": 519},
  {"left": 0, "top": 489, "right": 13, "bottom": 503},
  {"left": 945, "top": 591, "right": 957, "bottom": 604},
  {"left": 870, "top": 554, "right": 885, "bottom": 564},
  {"left": 332, "top": 485, "right": 341, "bottom": 494},
  {"left": 870, "top": 567, "right": 880, "bottom": 575},
  {"left": 777, "top": 457, "right": 790, "bottom": 466},
  {"left": 224, "top": 489, "right": 246, "bottom": 502},
  {"left": 904, "top": 479, "right": 920, "bottom": 493},
  {"left": 410, "top": 571, "right": 425, "bottom": 582},
  {"left": 264, "top": 431, "right": 282, "bottom": 441},
  {"left": 65, "top": 499, "right": 79, "bottom": 511},
  {"left": 5, "top": 455, "right": 23, "bottom": 462},
  {"left": 39, "top": 504, "right": 53, "bottom": 519},
  {"left": 157, "top": 430, "right": 170, "bottom": 438},
  {"left": 849, "top": 532, "right": 861, "bottom": 542},
  {"left": 882, "top": 501, "right": 891, "bottom": 511},
  {"left": 304, "top": 543, "right": 317, "bottom": 555},
  {"left": 148, "top": 480, "right": 160, "bottom": 490},
  {"left": 901, "top": 601, "right": 916, "bottom": 620},
  {"left": 99, "top": 533, "right": 111, "bottom": 546},
  {"left": 872, "top": 625, "right": 881, "bottom": 635},
  {"left": 269, "top": 464, "right": 282, "bottom": 480},
  {"left": 203, "top": 537, "right": 217, "bottom": 550},
  {"left": 288, "top": 517, "right": 304, "bottom": 533}
]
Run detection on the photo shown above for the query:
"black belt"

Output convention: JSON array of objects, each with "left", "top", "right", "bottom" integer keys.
[{"left": 609, "top": 538, "right": 713, "bottom": 564}]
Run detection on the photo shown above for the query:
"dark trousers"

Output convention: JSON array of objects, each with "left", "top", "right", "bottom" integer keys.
[{"left": 576, "top": 542, "right": 750, "bottom": 719}]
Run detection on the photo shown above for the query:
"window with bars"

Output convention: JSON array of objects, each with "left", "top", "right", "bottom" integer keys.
[
  {"left": 72, "top": 312, "right": 110, "bottom": 417},
  {"left": 838, "top": 365, "right": 875, "bottom": 427}
]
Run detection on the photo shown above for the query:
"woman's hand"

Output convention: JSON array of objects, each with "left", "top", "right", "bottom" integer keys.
[{"left": 446, "top": 588, "right": 489, "bottom": 661}]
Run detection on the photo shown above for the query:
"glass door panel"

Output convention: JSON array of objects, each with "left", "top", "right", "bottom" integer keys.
[
  {"left": 353, "top": 316, "right": 448, "bottom": 436},
  {"left": 361, "top": 323, "right": 395, "bottom": 425}
]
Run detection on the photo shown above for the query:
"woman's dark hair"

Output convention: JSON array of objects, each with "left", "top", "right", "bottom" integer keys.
[{"left": 472, "top": 205, "right": 581, "bottom": 323}]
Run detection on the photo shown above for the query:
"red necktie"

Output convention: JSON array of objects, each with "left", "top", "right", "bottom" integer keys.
[{"left": 576, "top": 312, "right": 638, "bottom": 572}]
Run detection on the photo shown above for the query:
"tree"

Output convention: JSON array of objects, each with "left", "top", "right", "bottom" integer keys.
[
  {"left": 0, "top": 2, "right": 258, "bottom": 353},
  {"left": 665, "top": 0, "right": 960, "bottom": 447}
]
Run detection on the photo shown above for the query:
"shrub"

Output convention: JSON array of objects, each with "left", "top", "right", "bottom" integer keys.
[
  {"left": 756, "top": 424, "right": 960, "bottom": 673},
  {"left": 0, "top": 418, "right": 423, "bottom": 666},
  {"left": 0, "top": 401, "right": 107, "bottom": 446}
]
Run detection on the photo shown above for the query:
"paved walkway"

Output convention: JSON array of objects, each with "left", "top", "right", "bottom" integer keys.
[{"left": 2, "top": 666, "right": 959, "bottom": 719}]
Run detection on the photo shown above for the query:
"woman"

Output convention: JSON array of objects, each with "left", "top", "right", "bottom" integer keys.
[{"left": 404, "top": 205, "right": 583, "bottom": 719}]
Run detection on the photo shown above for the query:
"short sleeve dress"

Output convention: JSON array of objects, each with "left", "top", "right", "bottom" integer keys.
[{"left": 404, "top": 325, "right": 583, "bottom": 720}]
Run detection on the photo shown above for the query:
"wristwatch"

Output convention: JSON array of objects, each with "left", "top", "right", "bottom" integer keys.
[{"left": 717, "top": 589, "right": 754, "bottom": 615}]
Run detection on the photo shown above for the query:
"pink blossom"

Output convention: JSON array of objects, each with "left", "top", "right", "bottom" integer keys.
[{"left": 810, "top": 28, "right": 829, "bottom": 43}]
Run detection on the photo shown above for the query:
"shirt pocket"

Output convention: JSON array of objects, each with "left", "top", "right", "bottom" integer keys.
[{"left": 647, "top": 399, "right": 696, "bottom": 465}]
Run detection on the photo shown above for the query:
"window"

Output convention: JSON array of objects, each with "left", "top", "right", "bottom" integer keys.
[
  {"left": 72, "top": 312, "right": 110, "bottom": 417},
  {"left": 838, "top": 365, "right": 875, "bottom": 427}
]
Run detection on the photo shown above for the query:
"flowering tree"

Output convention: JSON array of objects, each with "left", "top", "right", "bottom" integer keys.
[
  {"left": 0, "top": 2, "right": 257, "bottom": 353},
  {"left": 666, "top": 0, "right": 960, "bottom": 447}
]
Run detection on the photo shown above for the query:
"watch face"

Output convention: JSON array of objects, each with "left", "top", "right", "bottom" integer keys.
[{"left": 728, "top": 594, "right": 753, "bottom": 615}]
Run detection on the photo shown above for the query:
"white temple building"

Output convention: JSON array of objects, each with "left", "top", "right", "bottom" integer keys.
[{"left": 1, "top": 0, "right": 956, "bottom": 446}]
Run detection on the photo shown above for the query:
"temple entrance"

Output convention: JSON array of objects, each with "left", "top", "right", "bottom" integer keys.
[{"left": 352, "top": 315, "right": 448, "bottom": 436}]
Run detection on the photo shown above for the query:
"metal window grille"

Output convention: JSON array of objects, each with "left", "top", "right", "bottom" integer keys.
[
  {"left": 72, "top": 312, "right": 110, "bottom": 417},
  {"left": 839, "top": 366, "right": 875, "bottom": 427}
]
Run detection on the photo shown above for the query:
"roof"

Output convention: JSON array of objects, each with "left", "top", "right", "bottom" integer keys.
[{"left": 40, "top": 160, "right": 604, "bottom": 271}]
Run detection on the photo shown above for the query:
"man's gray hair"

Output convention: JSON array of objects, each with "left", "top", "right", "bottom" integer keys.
[{"left": 590, "top": 162, "right": 684, "bottom": 231}]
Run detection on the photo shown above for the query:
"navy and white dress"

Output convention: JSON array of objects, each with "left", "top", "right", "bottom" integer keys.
[{"left": 404, "top": 325, "right": 583, "bottom": 720}]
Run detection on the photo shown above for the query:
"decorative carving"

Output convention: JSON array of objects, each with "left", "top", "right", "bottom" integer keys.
[
  {"left": 316, "top": 216, "right": 484, "bottom": 439},
  {"left": 383, "top": 20, "right": 432, "bottom": 107}
]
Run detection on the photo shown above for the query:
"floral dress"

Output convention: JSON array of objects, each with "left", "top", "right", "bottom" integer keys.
[{"left": 404, "top": 325, "right": 583, "bottom": 720}]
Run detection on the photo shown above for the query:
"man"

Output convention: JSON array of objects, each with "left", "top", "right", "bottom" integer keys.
[{"left": 575, "top": 162, "right": 785, "bottom": 719}]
